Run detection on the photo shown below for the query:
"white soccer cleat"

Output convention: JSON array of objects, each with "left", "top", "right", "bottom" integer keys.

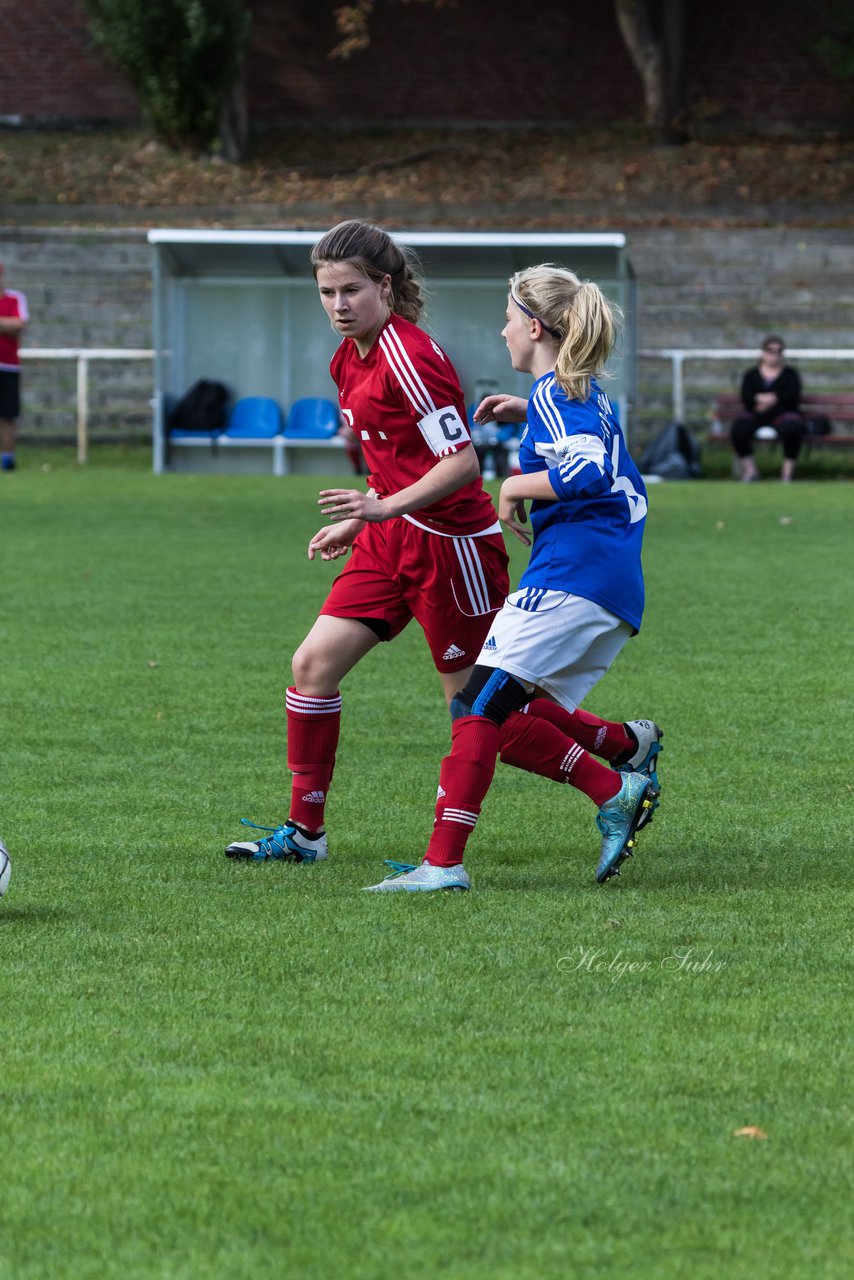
[
  {"left": 363, "top": 859, "right": 471, "bottom": 892},
  {"left": 614, "top": 720, "right": 663, "bottom": 775},
  {"left": 0, "top": 836, "right": 10, "bottom": 898},
  {"left": 613, "top": 720, "right": 662, "bottom": 831},
  {"left": 225, "top": 820, "right": 328, "bottom": 863}
]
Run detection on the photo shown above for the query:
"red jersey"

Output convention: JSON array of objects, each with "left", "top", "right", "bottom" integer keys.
[
  {"left": 329, "top": 314, "right": 499, "bottom": 537},
  {"left": 0, "top": 289, "right": 28, "bottom": 371}
]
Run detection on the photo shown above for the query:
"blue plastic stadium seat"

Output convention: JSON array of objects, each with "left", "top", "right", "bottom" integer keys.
[
  {"left": 284, "top": 397, "right": 340, "bottom": 440},
  {"left": 223, "top": 397, "right": 284, "bottom": 439}
]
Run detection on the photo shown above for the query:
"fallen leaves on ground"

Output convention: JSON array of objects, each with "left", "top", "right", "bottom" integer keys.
[{"left": 1, "top": 127, "right": 852, "bottom": 228}]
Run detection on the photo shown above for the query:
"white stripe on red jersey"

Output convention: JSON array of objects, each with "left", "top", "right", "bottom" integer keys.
[{"left": 379, "top": 323, "right": 436, "bottom": 418}]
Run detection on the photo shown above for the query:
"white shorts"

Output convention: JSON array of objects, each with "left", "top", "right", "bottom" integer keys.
[{"left": 476, "top": 589, "right": 632, "bottom": 711}]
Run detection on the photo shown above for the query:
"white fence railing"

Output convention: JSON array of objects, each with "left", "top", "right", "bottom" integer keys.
[
  {"left": 20, "top": 347, "right": 154, "bottom": 463},
  {"left": 18, "top": 346, "right": 854, "bottom": 462},
  {"left": 639, "top": 348, "right": 854, "bottom": 424}
]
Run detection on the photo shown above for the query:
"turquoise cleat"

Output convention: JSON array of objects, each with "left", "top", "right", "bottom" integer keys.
[
  {"left": 595, "top": 772, "right": 659, "bottom": 884},
  {"left": 614, "top": 719, "right": 662, "bottom": 829}
]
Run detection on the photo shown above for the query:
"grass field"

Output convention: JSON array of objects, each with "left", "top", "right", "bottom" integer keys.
[{"left": 1, "top": 459, "right": 852, "bottom": 1279}]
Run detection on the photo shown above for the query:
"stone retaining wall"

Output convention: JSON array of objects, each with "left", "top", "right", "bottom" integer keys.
[{"left": 2, "top": 223, "right": 852, "bottom": 444}]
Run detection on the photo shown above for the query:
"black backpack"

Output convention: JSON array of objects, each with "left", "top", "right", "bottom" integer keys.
[
  {"left": 806, "top": 414, "right": 832, "bottom": 439},
  {"left": 167, "top": 379, "right": 230, "bottom": 435},
  {"left": 639, "top": 422, "right": 702, "bottom": 480}
]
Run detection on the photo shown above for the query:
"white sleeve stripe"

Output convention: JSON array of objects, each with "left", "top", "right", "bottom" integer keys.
[
  {"left": 540, "top": 379, "right": 565, "bottom": 440},
  {"left": 531, "top": 382, "right": 557, "bottom": 443},
  {"left": 454, "top": 537, "right": 491, "bottom": 615},
  {"left": 532, "top": 378, "right": 565, "bottom": 445},
  {"left": 379, "top": 330, "right": 431, "bottom": 417},
  {"left": 378, "top": 331, "right": 429, "bottom": 416},
  {"left": 385, "top": 323, "right": 438, "bottom": 414},
  {"left": 560, "top": 458, "right": 597, "bottom": 483},
  {"left": 379, "top": 324, "right": 436, "bottom": 418}
]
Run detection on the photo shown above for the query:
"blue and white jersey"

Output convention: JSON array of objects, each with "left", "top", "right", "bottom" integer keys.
[{"left": 517, "top": 373, "right": 647, "bottom": 631}]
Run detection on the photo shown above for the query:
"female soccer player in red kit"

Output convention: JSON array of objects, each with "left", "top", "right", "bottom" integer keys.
[{"left": 224, "top": 223, "right": 660, "bottom": 868}]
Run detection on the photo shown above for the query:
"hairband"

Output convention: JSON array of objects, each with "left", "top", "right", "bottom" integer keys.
[{"left": 510, "top": 288, "right": 562, "bottom": 339}]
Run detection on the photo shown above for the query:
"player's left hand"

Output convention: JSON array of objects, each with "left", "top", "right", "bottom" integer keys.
[
  {"left": 499, "top": 494, "right": 532, "bottom": 545},
  {"left": 318, "top": 488, "right": 387, "bottom": 522}
]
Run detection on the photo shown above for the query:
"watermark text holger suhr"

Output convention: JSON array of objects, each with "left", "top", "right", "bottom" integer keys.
[{"left": 557, "top": 946, "right": 728, "bottom": 984}]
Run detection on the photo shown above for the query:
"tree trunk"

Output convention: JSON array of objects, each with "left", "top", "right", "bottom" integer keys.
[
  {"left": 661, "top": 0, "right": 686, "bottom": 139},
  {"left": 614, "top": 0, "right": 685, "bottom": 144},
  {"left": 218, "top": 71, "right": 249, "bottom": 163}
]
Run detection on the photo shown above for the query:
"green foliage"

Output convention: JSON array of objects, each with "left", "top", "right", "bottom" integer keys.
[
  {"left": 1, "top": 467, "right": 852, "bottom": 1278},
  {"left": 86, "top": 0, "right": 251, "bottom": 149},
  {"left": 814, "top": 3, "right": 854, "bottom": 82}
]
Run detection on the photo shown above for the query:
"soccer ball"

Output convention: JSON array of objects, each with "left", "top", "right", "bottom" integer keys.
[{"left": 0, "top": 838, "right": 10, "bottom": 899}]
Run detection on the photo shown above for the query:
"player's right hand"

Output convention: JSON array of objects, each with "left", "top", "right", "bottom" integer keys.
[
  {"left": 499, "top": 497, "right": 532, "bottom": 546},
  {"left": 474, "top": 394, "right": 528, "bottom": 424}
]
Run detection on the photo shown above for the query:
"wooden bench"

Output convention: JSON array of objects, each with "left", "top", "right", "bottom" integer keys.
[{"left": 713, "top": 392, "right": 854, "bottom": 448}]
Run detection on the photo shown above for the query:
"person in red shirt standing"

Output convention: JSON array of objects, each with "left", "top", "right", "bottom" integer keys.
[
  {"left": 224, "top": 221, "right": 661, "bottom": 869},
  {"left": 0, "top": 257, "right": 28, "bottom": 472}
]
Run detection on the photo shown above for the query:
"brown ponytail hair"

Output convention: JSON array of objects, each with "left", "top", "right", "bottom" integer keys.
[
  {"left": 310, "top": 220, "right": 425, "bottom": 323},
  {"left": 509, "top": 264, "right": 620, "bottom": 402}
]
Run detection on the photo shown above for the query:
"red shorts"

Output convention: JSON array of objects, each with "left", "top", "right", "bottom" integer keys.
[{"left": 320, "top": 517, "right": 510, "bottom": 672}]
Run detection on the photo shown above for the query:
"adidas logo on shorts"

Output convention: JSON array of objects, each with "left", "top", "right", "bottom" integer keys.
[
  {"left": 484, "top": 636, "right": 498, "bottom": 652},
  {"left": 301, "top": 790, "right": 326, "bottom": 804},
  {"left": 443, "top": 644, "right": 466, "bottom": 661}
]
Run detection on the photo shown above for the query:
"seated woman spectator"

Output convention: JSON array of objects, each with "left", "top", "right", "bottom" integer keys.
[{"left": 731, "top": 335, "right": 806, "bottom": 483}]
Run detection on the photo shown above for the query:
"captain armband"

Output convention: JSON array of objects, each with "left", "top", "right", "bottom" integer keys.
[{"left": 416, "top": 405, "right": 471, "bottom": 456}]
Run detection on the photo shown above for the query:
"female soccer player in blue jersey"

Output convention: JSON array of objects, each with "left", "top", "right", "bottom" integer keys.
[{"left": 367, "top": 264, "right": 660, "bottom": 891}]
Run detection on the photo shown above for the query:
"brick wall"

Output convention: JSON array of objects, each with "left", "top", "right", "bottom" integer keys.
[
  {"left": 1, "top": 0, "right": 850, "bottom": 131},
  {"left": 0, "top": 0, "right": 137, "bottom": 122}
]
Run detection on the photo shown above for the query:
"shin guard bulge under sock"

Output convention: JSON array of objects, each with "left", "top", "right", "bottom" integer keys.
[
  {"left": 523, "top": 700, "right": 631, "bottom": 761},
  {"left": 285, "top": 687, "right": 342, "bottom": 831},
  {"left": 499, "top": 712, "right": 621, "bottom": 808},
  {"left": 426, "top": 715, "right": 501, "bottom": 867}
]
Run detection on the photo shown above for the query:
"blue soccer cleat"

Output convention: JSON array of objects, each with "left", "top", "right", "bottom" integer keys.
[
  {"left": 595, "top": 772, "right": 659, "bottom": 884},
  {"left": 225, "top": 819, "right": 328, "bottom": 863},
  {"left": 363, "top": 859, "right": 471, "bottom": 892}
]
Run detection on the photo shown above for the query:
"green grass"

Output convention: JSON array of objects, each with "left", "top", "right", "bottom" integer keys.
[{"left": 1, "top": 461, "right": 852, "bottom": 1279}]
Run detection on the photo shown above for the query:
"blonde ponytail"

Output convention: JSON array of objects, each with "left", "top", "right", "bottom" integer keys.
[{"left": 554, "top": 282, "right": 617, "bottom": 402}]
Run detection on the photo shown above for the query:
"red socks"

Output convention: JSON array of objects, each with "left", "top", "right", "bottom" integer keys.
[
  {"left": 284, "top": 690, "right": 628, "bottom": 863},
  {"left": 498, "top": 712, "right": 621, "bottom": 808},
  {"left": 426, "top": 716, "right": 501, "bottom": 867},
  {"left": 523, "top": 700, "right": 631, "bottom": 762},
  {"left": 285, "top": 687, "right": 342, "bottom": 831},
  {"left": 426, "top": 712, "right": 624, "bottom": 868}
]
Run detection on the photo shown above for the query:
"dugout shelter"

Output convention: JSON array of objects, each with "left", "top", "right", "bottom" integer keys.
[{"left": 148, "top": 229, "right": 636, "bottom": 474}]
